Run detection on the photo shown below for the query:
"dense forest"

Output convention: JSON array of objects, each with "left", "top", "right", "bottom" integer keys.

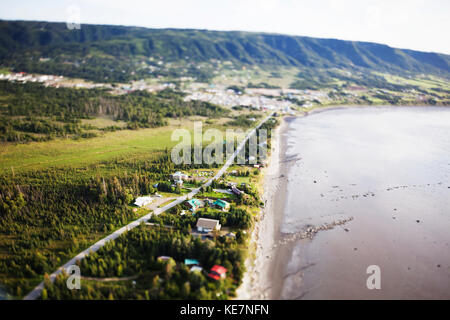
[
  {"left": 0, "top": 151, "right": 174, "bottom": 296},
  {"left": 0, "top": 80, "right": 228, "bottom": 142},
  {"left": 42, "top": 225, "right": 246, "bottom": 299},
  {"left": 0, "top": 20, "right": 449, "bottom": 83}
]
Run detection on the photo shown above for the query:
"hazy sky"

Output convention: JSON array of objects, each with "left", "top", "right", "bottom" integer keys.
[{"left": 1, "top": 0, "right": 449, "bottom": 54}]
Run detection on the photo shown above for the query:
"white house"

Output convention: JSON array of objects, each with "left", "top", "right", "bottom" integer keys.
[
  {"left": 196, "top": 218, "right": 221, "bottom": 233},
  {"left": 172, "top": 171, "right": 188, "bottom": 182},
  {"left": 190, "top": 266, "right": 203, "bottom": 273},
  {"left": 134, "top": 196, "right": 153, "bottom": 207}
]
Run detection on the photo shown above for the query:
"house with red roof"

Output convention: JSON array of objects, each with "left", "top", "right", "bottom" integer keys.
[{"left": 208, "top": 265, "right": 227, "bottom": 280}]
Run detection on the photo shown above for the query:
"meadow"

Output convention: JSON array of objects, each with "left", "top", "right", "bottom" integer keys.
[{"left": 0, "top": 117, "right": 246, "bottom": 172}]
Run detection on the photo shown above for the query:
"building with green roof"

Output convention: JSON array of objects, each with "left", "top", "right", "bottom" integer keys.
[
  {"left": 186, "top": 199, "right": 203, "bottom": 212},
  {"left": 213, "top": 199, "right": 230, "bottom": 211}
]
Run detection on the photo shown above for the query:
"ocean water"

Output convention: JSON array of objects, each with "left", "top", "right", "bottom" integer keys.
[{"left": 279, "top": 106, "right": 450, "bottom": 299}]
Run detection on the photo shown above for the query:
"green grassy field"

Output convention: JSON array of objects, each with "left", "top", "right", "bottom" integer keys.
[
  {"left": 210, "top": 65, "right": 299, "bottom": 88},
  {"left": 0, "top": 117, "right": 239, "bottom": 172},
  {"left": 0, "top": 126, "right": 175, "bottom": 171},
  {"left": 81, "top": 117, "right": 128, "bottom": 129},
  {"left": 376, "top": 72, "right": 450, "bottom": 90}
]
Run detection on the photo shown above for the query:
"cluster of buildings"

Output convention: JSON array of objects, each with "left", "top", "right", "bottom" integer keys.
[
  {"left": 184, "top": 86, "right": 289, "bottom": 111},
  {"left": 157, "top": 256, "right": 227, "bottom": 280},
  {"left": 0, "top": 71, "right": 109, "bottom": 90},
  {"left": 186, "top": 198, "right": 230, "bottom": 214},
  {"left": 111, "top": 80, "right": 177, "bottom": 95},
  {"left": 1, "top": 69, "right": 334, "bottom": 108},
  {"left": 135, "top": 169, "right": 245, "bottom": 235},
  {"left": 0, "top": 72, "right": 63, "bottom": 85},
  {"left": 181, "top": 84, "right": 340, "bottom": 111}
]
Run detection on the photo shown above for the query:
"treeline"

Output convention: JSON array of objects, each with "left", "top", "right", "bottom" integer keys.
[
  {"left": 226, "top": 114, "right": 262, "bottom": 128},
  {"left": 42, "top": 225, "right": 246, "bottom": 299},
  {"left": 4, "top": 51, "right": 215, "bottom": 83},
  {"left": 0, "top": 81, "right": 228, "bottom": 142},
  {"left": 0, "top": 116, "right": 86, "bottom": 142}
]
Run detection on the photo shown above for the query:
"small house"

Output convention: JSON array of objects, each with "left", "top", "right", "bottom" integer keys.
[
  {"left": 214, "top": 199, "right": 230, "bottom": 211},
  {"left": 190, "top": 266, "right": 203, "bottom": 273},
  {"left": 208, "top": 265, "right": 227, "bottom": 280},
  {"left": 186, "top": 199, "right": 203, "bottom": 212},
  {"left": 171, "top": 171, "right": 188, "bottom": 182},
  {"left": 184, "top": 259, "right": 200, "bottom": 266},
  {"left": 231, "top": 186, "right": 243, "bottom": 196},
  {"left": 196, "top": 218, "right": 221, "bottom": 233},
  {"left": 157, "top": 256, "right": 172, "bottom": 261},
  {"left": 134, "top": 196, "right": 153, "bottom": 207}
]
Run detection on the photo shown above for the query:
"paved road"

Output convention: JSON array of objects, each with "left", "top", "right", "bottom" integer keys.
[{"left": 23, "top": 112, "right": 274, "bottom": 300}]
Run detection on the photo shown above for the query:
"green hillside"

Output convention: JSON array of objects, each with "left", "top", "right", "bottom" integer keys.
[{"left": 0, "top": 20, "right": 449, "bottom": 83}]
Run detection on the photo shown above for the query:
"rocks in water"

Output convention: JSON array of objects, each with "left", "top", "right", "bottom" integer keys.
[{"left": 279, "top": 217, "right": 354, "bottom": 243}]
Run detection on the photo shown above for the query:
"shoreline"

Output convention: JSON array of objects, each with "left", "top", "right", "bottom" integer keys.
[
  {"left": 236, "top": 106, "right": 356, "bottom": 299},
  {"left": 236, "top": 115, "right": 290, "bottom": 299},
  {"left": 236, "top": 104, "right": 450, "bottom": 300}
]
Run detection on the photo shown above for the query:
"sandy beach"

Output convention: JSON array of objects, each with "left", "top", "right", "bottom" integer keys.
[{"left": 236, "top": 115, "right": 290, "bottom": 299}]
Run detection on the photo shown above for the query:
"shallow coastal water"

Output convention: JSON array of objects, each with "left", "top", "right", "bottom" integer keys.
[{"left": 275, "top": 106, "right": 450, "bottom": 299}]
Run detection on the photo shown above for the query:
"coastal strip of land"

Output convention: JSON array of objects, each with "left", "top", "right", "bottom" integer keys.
[
  {"left": 236, "top": 114, "right": 291, "bottom": 299},
  {"left": 23, "top": 112, "right": 276, "bottom": 300}
]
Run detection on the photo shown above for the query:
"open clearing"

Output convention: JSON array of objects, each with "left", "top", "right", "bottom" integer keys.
[{"left": 0, "top": 117, "right": 236, "bottom": 172}]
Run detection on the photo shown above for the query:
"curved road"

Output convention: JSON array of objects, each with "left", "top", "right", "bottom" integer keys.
[{"left": 24, "top": 112, "right": 274, "bottom": 300}]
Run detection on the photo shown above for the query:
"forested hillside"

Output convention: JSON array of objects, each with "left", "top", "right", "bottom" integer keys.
[{"left": 0, "top": 20, "right": 449, "bottom": 82}]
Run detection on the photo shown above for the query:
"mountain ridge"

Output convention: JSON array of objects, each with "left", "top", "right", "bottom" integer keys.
[{"left": 1, "top": 20, "right": 449, "bottom": 82}]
